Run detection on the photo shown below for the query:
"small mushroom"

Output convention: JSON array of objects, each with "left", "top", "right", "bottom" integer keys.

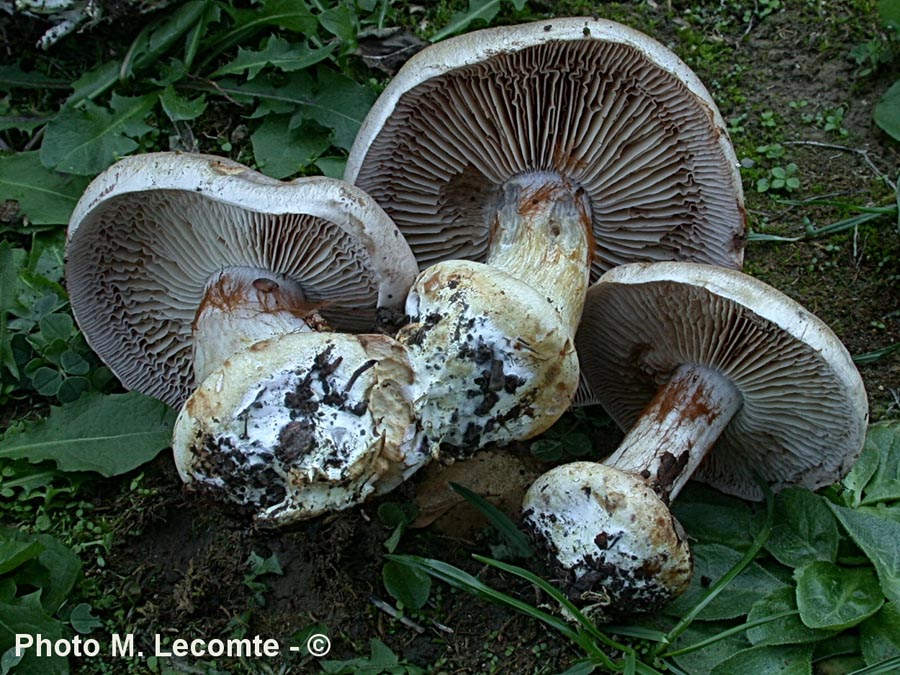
[
  {"left": 67, "top": 152, "right": 427, "bottom": 521},
  {"left": 346, "top": 17, "right": 746, "bottom": 335},
  {"left": 523, "top": 261, "right": 868, "bottom": 618}
]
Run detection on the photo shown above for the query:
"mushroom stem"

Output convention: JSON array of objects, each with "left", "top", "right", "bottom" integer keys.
[
  {"left": 192, "top": 267, "right": 328, "bottom": 383},
  {"left": 605, "top": 363, "right": 743, "bottom": 503},
  {"left": 486, "top": 173, "right": 592, "bottom": 334}
]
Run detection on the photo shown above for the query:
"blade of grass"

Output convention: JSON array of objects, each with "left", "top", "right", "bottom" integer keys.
[
  {"left": 853, "top": 343, "right": 900, "bottom": 365},
  {"left": 449, "top": 482, "right": 534, "bottom": 559},
  {"left": 844, "top": 656, "right": 900, "bottom": 675},
  {"left": 660, "top": 610, "right": 797, "bottom": 658},
  {"left": 653, "top": 479, "right": 775, "bottom": 655}
]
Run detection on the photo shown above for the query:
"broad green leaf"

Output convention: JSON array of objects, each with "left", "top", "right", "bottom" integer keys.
[
  {"left": 0, "top": 530, "right": 43, "bottom": 575},
  {"left": 318, "top": 5, "right": 358, "bottom": 44},
  {"left": 383, "top": 560, "right": 431, "bottom": 609},
  {"left": 69, "top": 603, "right": 101, "bottom": 634},
  {"left": 0, "top": 66, "right": 69, "bottom": 92},
  {"left": 291, "top": 67, "right": 376, "bottom": 151},
  {"left": 879, "top": 0, "right": 900, "bottom": 29},
  {"left": 669, "top": 620, "right": 752, "bottom": 675},
  {"left": 874, "top": 80, "right": 900, "bottom": 142},
  {"left": 0, "top": 243, "right": 27, "bottom": 378},
  {"left": 764, "top": 488, "right": 839, "bottom": 567},
  {"left": 216, "top": 72, "right": 314, "bottom": 118},
  {"left": 129, "top": 0, "right": 210, "bottom": 74},
  {"left": 861, "top": 603, "right": 900, "bottom": 666},
  {"left": 667, "top": 544, "right": 789, "bottom": 621},
  {"left": 226, "top": 0, "right": 317, "bottom": 35},
  {"left": 0, "top": 391, "right": 176, "bottom": 477},
  {"left": 431, "top": 0, "right": 525, "bottom": 42},
  {"left": 12, "top": 534, "right": 81, "bottom": 614},
  {"left": 709, "top": 644, "right": 813, "bottom": 675},
  {"left": 747, "top": 588, "right": 837, "bottom": 646},
  {"left": 251, "top": 115, "right": 331, "bottom": 179},
  {"left": 829, "top": 502, "right": 900, "bottom": 606},
  {"left": 159, "top": 86, "right": 207, "bottom": 122},
  {"left": 859, "top": 422, "right": 900, "bottom": 505},
  {"left": 672, "top": 483, "right": 758, "bottom": 550},
  {"left": 843, "top": 438, "right": 882, "bottom": 508},
  {"left": 67, "top": 60, "right": 122, "bottom": 107},
  {"left": 796, "top": 561, "right": 883, "bottom": 630},
  {"left": 212, "top": 37, "right": 336, "bottom": 79},
  {"left": 0, "top": 152, "right": 90, "bottom": 225},
  {"left": 0, "top": 591, "right": 67, "bottom": 675},
  {"left": 41, "top": 93, "right": 157, "bottom": 175},
  {"left": 315, "top": 157, "right": 346, "bottom": 179}
]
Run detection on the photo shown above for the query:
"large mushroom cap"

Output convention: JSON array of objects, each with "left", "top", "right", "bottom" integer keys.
[
  {"left": 67, "top": 152, "right": 418, "bottom": 407},
  {"left": 345, "top": 16, "right": 745, "bottom": 277},
  {"left": 576, "top": 261, "right": 868, "bottom": 500},
  {"left": 172, "top": 331, "right": 430, "bottom": 524}
]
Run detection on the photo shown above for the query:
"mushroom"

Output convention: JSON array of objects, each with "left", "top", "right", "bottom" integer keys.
[
  {"left": 345, "top": 16, "right": 747, "bottom": 426},
  {"left": 523, "top": 261, "right": 868, "bottom": 619},
  {"left": 172, "top": 331, "right": 429, "bottom": 524},
  {"left": 67, "top": 152, "right": 428, "bottom": 522},
  {"left": 66, "top": 152, "right": 418, "bottom": 408},
  {"left": 398, "top": 259, "right": 579, "bottom": 451},
  {"left": 345, "top": 16, "right": 746, "bottom": 336}
]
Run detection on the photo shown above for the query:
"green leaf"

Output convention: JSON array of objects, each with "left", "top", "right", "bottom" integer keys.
[
  {"left": 878, "top": 0, "right": 900, "bottom": 30},
  {"left": 159, "top": 86, "right": 207, "bottom": 122},
  {"left": 0, "top": 531, "right": 43, "bottom": 575},
  {"left": 41, "top": 93, "right": 157, "bottom": 175},
  {"left": 383, "top": 560, "right": 431, "bottom": 609},
  {"left": 672, "top": 483, "right": 758, "bottom": 551},
  {"left": 666, "top": 544, "right": 789, "bottom": 621},
  {"left": 746, "top": 588, "right": 837, "bottom": 646},
  {"left": 874, "top": 80, "right": 900, "bottom": 142},
  {"left": 292, "top": 67, "right": 376, "bottom": 151},
  {"left": 796, "top": 561, "right": 883, "bottom": 630},
  {"left": 0, "top": 152, "right": 90, "bottom": 226},
  {"left": 861, "top": 603, "right": 900, "bottom": 666},
  {"left": 30, "top": 368, "right": 62, "bottom": 397},
  {"left": 669, "top": 621, "right": 752, "bottom": 675},
  {"left": 0, "top": 66, "right": 69, "bottom": 92},
  {"left": 709, "top": 644, "right": 813, "bottom": 675},
  {"left": 69, "top": 603, "right": 100, "bottom": 634},
  {"left": 12, "top": 534, "right": 81, "bottom": 614},
  {"left": 829, "top": 502, "right": 900, "bottom": 606},
  {"left": 764, "top": 488, "right": 839, "bottom": 567},
  {"left": 211, "top": 37, "right": 336, "bottom": 79},
  {"left": 0, "top": 591, "right": 67, "bottom": 675},
  {"left": 314, "top": 156, "right": 346, "bottom": 179},
  {"left": 431, "top": 0, "right": 503, "bottom": 42},
  {"left": 859, "top": 422, "right": 900, "bottom": 505},
  {"left": 67, "top": 60, "right": 121, "bottom": 106},
  {"left": 129, "top": 0, "right": 210, "bottom": 75},
  {"left": 0, "top": 242, "right": 26, "bottom": 378},
  {"left": 250, "top": 115, "right": 331, "bottom": 179},
  {"left": 449, "top": 482, "right": 533, "bottom": 559},
  {"left": 0, "top": 391, "right": 176, "bottom": 477},
  {"left": 843, "top": 438, "right": 882, "bottom": 508},
  {"left": 225, "top": 0, "right": 317, "bottom": 36},
  {"left": 318, "top": 5, "right": 358, "bottom": 44}
]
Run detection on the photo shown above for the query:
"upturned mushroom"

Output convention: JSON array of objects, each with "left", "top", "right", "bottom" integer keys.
[
  {"left": 346, "top": 16, "right": 747, "bottom": 432},
  {"left": 346, "top": 16, "right": 746, "bottom": 334},
  {"left": 67, "top": 152, "right": 428, "bottom": 522},
  {"left": 523, "top": 261, "right": 868, "bottom": 619}
]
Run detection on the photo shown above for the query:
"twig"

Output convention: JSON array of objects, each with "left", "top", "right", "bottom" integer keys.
[
  {"left": 23, "top": 125, "right": 45, "bottom": 152},
  {"left": 783, "top": 140, "right": 897, "bottom": 191},
  {"left": 368, "top": 595, "right": 426, "bottom": 634}
]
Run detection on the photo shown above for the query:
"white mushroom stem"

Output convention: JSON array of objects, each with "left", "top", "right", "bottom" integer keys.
[
  {"left": 486, "top": 172, "right": 592, "bottom": 335},
  {"left": 604, "top": 363, "right": 743, "bottom": 503},
  {"left": 192, "top": 267, "right": 330, "bottom": 383}
]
